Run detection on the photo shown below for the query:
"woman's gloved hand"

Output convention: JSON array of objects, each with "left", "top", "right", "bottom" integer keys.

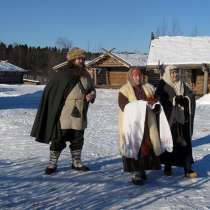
[
  {"left": 175, "top": 95, "right": 184, "bottom": 105},
  {"left": 153, "top": 104, "right": 161, "bottom": 114}
]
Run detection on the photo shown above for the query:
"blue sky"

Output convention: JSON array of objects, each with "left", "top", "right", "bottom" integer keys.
[{"left": 1, "top": 0, "right": 210, "bottom": 53}]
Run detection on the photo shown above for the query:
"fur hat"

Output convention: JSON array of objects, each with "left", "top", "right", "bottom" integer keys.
[{"left": 66, "top": 48, "right": 86, "bottom": 61}]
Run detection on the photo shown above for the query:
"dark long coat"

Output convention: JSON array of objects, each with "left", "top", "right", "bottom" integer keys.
[
  {"left": 155, "top": 79, "right": 196, "bottom": 167},
  {"left": 30, "top": 67, "right": 79, "bottom": 144}
]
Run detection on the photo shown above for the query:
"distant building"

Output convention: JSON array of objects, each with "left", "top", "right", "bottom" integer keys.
[
  {"left": 147, "top": 35, "right": 210, "bottom": 95},
  {"left": 86, "top": 49, "right": 148, "bottom": 88},
  {"left": 0, "top": 61, "right": 28, "bottom": 84}
]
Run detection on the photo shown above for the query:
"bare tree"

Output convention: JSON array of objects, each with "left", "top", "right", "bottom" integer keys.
[
  {"left": 86, "top": 40, "right": 90, "bottom": 52},
  {"left": 55, "top": 37, "right": 73, "bottom": 50},
  {"left": 171, "top": 19, "right": 182, "bottom": 35},
  {"left": 191, "top": 26, "right": 198, "bottom": 36},
  {"left": 155, "top": 19, "right": 182, "bottom": 36},
  {"left": 156, "top": 18, "right": 168, "bottom": 36}
]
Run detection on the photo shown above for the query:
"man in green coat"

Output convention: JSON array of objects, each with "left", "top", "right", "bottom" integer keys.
[{"left": 31, "top": 48, "right": 96, "bottom": 174}]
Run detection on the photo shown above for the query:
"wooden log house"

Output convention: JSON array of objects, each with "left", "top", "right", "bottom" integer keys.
[
  {"left": 0, "top": 60, "right": 28, "bottom": 84},
  {"left": 147, "top": 35, "right": 210, "bottom": 96},
  {"left": 86, "top": 49, "right": 148, "bottom": 88}
]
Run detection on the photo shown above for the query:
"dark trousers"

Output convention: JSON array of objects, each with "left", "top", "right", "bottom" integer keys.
[
  {"left": 50, "top": 129, "right": 84, "bottom": 152},
  {"left": 183, "top": 155, "right": 192, "bottom": 173},
  {"left": 164, "top": 155, "right": 192, "bottom": 173},
  {"left": 122, "top": 156, "right": 146, "bottom": 176}
]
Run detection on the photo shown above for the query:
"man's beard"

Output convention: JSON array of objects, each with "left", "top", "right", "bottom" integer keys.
[
  {"left": 74, "top": 62, "right": 85, "bottom": 70},
  {"left": 76, "top": 63, "right": 85, "bottom": 69},
  {"left": 72, "top": 63, "right": 87, "bottom": 77}
]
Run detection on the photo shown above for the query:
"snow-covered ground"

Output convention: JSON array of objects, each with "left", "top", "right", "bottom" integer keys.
[{"left": 0, "top": 84, "right": 210, "bottom": 210}]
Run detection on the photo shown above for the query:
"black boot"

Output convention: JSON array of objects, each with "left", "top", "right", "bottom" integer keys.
[
  {"left": 141, "top": 171, "right": 147, "bottom": 180},
  {"left": 45, "top": 166, "right": 57, "bottom": 175},
  {"left": 164, "top": 164, "right": 172, "bottom": 176},
  {"left": 184, "top": 163, "right": 198, "bottom": 178},
  {"left": 131, "top": 172, "right": 144, "bottom": 185},
  {"left": 45, "top": 150, "right": 60, "bottom": 175},
  {"left": 184, "top": 170, "right": 198, "bottom": 178},
  {"left": 71, "top": 149, "right": 89, "bottom": 171}
]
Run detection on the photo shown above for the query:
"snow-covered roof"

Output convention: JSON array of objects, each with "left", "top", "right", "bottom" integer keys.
[
  {"left": 147, "top": 36, "right": 210, "bottom": 67},
  {"left": 87, "top": 52, "right": 147, "bottom": 67},
  {"left": 113, "top": 53, "right": 147, "bottom": 67},
  {"left": 0, "top": 61, "right": 28, "bottom": 73}
]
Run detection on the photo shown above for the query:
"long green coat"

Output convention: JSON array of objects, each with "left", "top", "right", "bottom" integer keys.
[{"left": 30, "top": 67, "right": 79, "bottom": 144}]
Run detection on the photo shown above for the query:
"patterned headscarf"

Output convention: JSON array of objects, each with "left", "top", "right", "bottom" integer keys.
[{"left": 128, "top": 67, "right": 144, "bottom": 87}]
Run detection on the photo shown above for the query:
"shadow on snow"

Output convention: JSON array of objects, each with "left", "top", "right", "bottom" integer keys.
[
  {"left": 192, "top": 135, "right": 210, "bottom": 148},
  {"left": 0, "top": 155, "right": 209, "bottom": 210},
  {"left": 0, "top": 90, "right": 42, "bottom": 109}
]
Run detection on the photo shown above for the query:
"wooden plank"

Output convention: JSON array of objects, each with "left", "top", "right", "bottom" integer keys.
[
  {"left": 202, "top": 64, "right": 209, "bottom": 94},
  {"left": 94, "top": 68, "right": 97, "bottom": 86},
  {"left": 147, "top": 63, "right": 210, "bottom": 70},
  {"left": 109, "top": 72, "right": 127, "bottom": 85},
  {"left": 106, "top": 71, "right": 109, "bottom": 86},
  {"left": 93, "top": 56, "right": 128, "bottom": 68}
]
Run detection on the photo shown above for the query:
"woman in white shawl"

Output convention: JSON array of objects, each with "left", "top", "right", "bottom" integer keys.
[
  {"left": 118, "top": 67, "right": 161, "bottom": 185},
  {"left": 155, "top": 65, "right": 197, "bottom": 178}
]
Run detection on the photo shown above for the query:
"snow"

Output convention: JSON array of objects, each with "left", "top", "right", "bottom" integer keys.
[
  {"left": 147, "top": 36, "right": 210, "bottom": 66},
  {"left": 0, "top": 61, "right": 28, "bottom": 72},
  {"left": 87, "top": 52, "right": 147, "bottom": 68},
  {"left": 0, "top": 84, "right": 210, "bottom": 209},
  {"left": 197, "top": 93, "right": 210, "bottom": 107},
  {"left": 113, "top": 53, "right": 148, "bottom": 67}
]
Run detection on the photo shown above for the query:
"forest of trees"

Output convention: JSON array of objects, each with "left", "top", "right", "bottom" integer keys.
[{"left": 0, "top": 41, "right": 100, "bottom": 83}]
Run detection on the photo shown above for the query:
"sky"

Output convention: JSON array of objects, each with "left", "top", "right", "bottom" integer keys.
[{"left": 1, "top": 0, "right": 210, "bottom": 53}]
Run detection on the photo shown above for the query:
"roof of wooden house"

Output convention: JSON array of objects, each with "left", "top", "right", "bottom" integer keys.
[
  {"left": 52, "top": 50, "right": 148, "bottom": 71},
  {"left": 0, "top": 61, "right": 28, "bottom": 73},
  {"left": 147, "top": 36, "right": 210, "bottom": 69},
  {"left": 86, "top": 51, "right": 148, "bottom": 68}
]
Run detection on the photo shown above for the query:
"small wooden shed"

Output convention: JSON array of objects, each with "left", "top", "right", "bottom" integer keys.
[
  {"left": 0, "top": 60, "right": 28, "bottom": 84},
  {"left": 147, "top": 35, "right": 210, "bottom": 96},
  {"left": 86, "top": 49, "right": 148, "bottom": 88}
]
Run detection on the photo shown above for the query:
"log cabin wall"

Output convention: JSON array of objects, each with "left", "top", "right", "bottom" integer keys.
[
  {"left": 0, "top": 72, "right": 23, "bottom": 84},
  {"left": 96, "top": 68, "right": 107, "bottom": 86},
  {"left": 107, "top": 67, "right": 128, "bottom": 87},
  {"left": 87, "top": 66, "right": 149, "bottom": 88},
  {"left": 87, "top": 55, "right": 130, "bottom": 88},
  {"left": 147, "top": 70, "right": 160, "bottom": 87},
  {"left": 147, "top": 68, "right": 210, "bottom": 96},
  {"left": 86, "top": 52, "right": 147, "bottom": 88}
]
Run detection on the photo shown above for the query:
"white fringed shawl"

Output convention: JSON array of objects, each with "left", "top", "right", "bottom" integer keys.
[{"left": 122, "top": 100, "right": 173, "bottom": 160}]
